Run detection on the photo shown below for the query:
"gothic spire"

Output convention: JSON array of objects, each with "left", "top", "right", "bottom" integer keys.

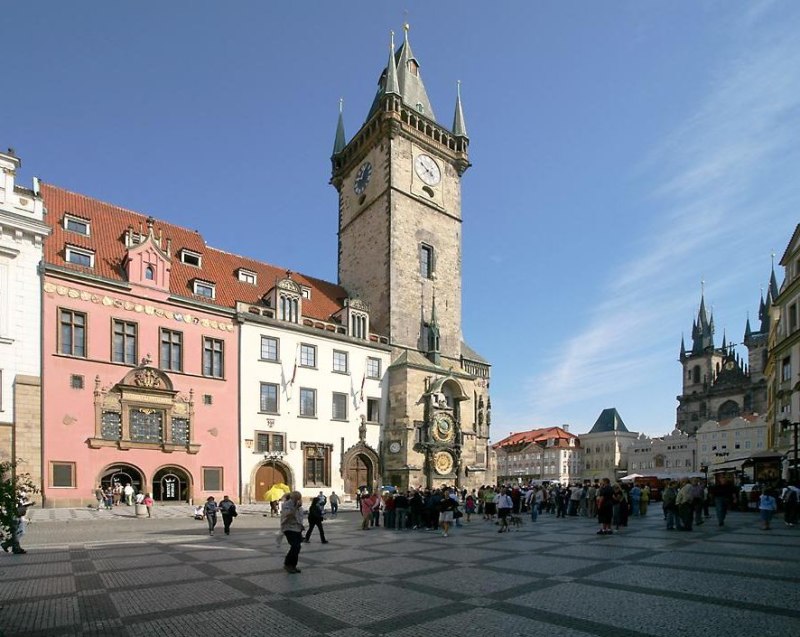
[
  {"left": 452, "top": 80, "right": 468, "bottom": 138},
  {"left": 332, "top": 98, "right": 346, "bottom": 156},
  {"left": 744, "top": 316, "right": 752, "bottom": 343},
  {"left": 769, "top": 255, "right": 779, "bottom": 301},
  {"left": 385, "top": 31, "right": 400, "bottom": 96},
  {"left": 691, "top": 285, "right": 714, "bottom": 353},
  {"left": 680, "top": 334, "right": 686, "bottom": 360}
]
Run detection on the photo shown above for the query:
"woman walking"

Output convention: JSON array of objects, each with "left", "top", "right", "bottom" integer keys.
[
  {"left": 281, "top": 491, "right": 305, "bottom": 573},
  {"left": 203, "top": 496, "right": 218, "bottom": 536}
]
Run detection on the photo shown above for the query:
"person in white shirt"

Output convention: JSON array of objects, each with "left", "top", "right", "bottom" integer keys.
[
  {"left": 123, "top": 484, "right": 134, "bottom": 506},
  {"left": 496, "top": 489, "right": 513, "bottom": 533},
  {"left": 135, "top": 491, "right": 145, "bottom": 505}
]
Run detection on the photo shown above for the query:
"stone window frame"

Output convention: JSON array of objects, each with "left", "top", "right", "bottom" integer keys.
[
  {"left": 366, "top": 357, "right": 381, "bottom": 379},
  {"left": 300, "top": 343, "right": 317, "bottom": 368},
  {"left": 299, "top": 387, "right": 317, "bottom": 418},
  {"left": 58, "top": 307, "right": 87, "bottom": 358},
  {"left": 159, "top": 328, "right": 183, "bottom": 372},
  {"left": 419, "top": 243, "right": 435, "bottom": 279},
  {"left": 259, "top": 382, "right": 279, "bottom": 414},
  {"left": 366, "top": 397, "right": 380, "bottom": 423},
  {"left": 255, "top": 431, "right": 285, "bottom": 454},
  {"left": 202, "top": 466, "right": 223, "bottom": 491},
  {"left": 260, "top": 335, "right": 279, "bottom": 362},
  {"left": 50, "top": 461, "right": 76, "bottom": 488},
  {"left": 332, "top": 392, "right": 348, "bottom": 421},
  {"left": 302, "top": 442, "right": 332, "bottom": 487},
  {"left": 202, "top": 336, "right": 224, "bottom": 378},
  {"left": 332, "top": 350, "right": 348, "bottom": 374},
  {"left": 111, "top": 318, "right": 138, "bottom": 365}
]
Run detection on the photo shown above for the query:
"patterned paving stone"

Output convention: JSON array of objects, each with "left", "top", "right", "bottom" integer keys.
[
  {"left": 125, "top": 602, "right": 320, "bottom": 637},
  {"left": 0, "top": 574, "right": 76, "bottom": 601},
  {"left": 491, "top": 553, "right": 593, "bottom": 576},
  {"left": 0, "top": 596, "right": 80, "bottom": 635},
  {"left": 507, "top": 582, "right": 799, "bottom": 636},
  {"left": 638, "top": 551, "right": 797, "bottom": 578},
  {"left": 412, "top": 545, "right": 509, "bottom": 564},
  {"left": 243, "top": 566, "right": 365, "bottom": 593},
  {"left": 339, "top": 555, "right": 443, "bottom": 577},
  {"left": 385, "top": 607, "right": 599, "bottom": 637},
  {"left": 99, "top": 563, "right": 208, "bottom": 588},
  {"left": 295, "top": 582, "right": 450, "bottom": 626},
  {"left": 93, "top": 554, "right": 183, "bottom": 572},
  {"left": 109, "top": 580, "right": 248, "bottom": 617},
  {"left": 405, "top": 565, "right": 539, "bottom": 596}
]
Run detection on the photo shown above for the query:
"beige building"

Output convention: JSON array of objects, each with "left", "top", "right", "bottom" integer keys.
[
  {"left": 628, "top": 429, "right": 696, "bottom": 478},
  {"left": 695, "top": 415, "right": 768, "bottom": 478},
  {"left": 580, "top": 408, "right": 638, "bottom": 481},
  {"left": 331, "top": 27, "right": 492, "bottom": 490},
  {"left": 769, "top": 226, "right": 800, "bottom": 480}
]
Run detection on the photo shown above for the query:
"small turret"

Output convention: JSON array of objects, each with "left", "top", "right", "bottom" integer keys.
[{"left": 332, "top": 99, "right": 346, "bottom": 157}]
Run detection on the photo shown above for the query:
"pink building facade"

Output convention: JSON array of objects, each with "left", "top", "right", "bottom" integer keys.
[{"left": 40, "top": 185, "right": 239, "bottom": 507}]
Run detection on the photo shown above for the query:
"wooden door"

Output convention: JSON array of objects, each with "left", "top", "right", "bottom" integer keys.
[
  {"left": 255, "top": 464, "right": 288, "bottom": 501},
  {"left": 346, "top": 454, "right": 370, "bottom": 498}
]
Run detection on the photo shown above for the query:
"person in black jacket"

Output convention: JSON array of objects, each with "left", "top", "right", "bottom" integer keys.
[
  {"left": 304, "top": 496, "right": 328, "bottom": 543},
  {"left": 219, "top": 495, "right": 237, "bottom": 535}
]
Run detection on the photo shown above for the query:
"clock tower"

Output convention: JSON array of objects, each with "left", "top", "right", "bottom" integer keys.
[{"left": 331, "top": 26, "right": 492, "bottom": 490}]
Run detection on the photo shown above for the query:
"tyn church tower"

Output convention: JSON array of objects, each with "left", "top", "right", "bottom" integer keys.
[{"left": 331, "top": 27, "right": 492, "bottom": 490}]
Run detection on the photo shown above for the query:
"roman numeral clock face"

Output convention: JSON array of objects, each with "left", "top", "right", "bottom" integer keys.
[
  {"left": 414, "top": 153, "right": 441, "bottom": 186},
  {"left": 353, "top": 161, "right": 372, "bottom": 195}
]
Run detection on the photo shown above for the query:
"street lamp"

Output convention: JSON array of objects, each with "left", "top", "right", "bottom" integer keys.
[
  {"left": 700, "top": 464, "right": 709, "bottom": 484},
  {"left": 779, "top": 419, "right": 799, "bottom": 484}
]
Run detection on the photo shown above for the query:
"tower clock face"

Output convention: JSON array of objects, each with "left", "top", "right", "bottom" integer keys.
[
  {"left": 434, "top": 451, "right": 454, "bottom": 475},
  {"left": 353, "top": 161, "right": 373, "bottom": 195},
  {"left": 432, "top": 412, "right": 455, "bottom": 443},
  {"left": 414, "top": 154, "right": 441, "bottom": 186}
]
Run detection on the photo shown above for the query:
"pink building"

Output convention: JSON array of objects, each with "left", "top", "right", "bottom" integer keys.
[{"left": 40, "top": 185, "right": 240, "bottom": 507}]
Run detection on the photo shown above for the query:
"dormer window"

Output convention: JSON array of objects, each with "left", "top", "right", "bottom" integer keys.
[
  {"left": 193, "top": 279, "right": 215, "bottom": 299},
  {"left": 65, "top": 246, "right": 94, "bottom": 267},
  {"left": 350, "top": 313, "right": 367, "bottom": 339},
  {"left": 64, "top": 215, "right": 90, "bottom": 236},
  {"left": 301, "top": 286, "right": 311, "bottom": 300},
  {"left": 145, "top": 265, "right": 154, "bottom": 280},
  {"left": 238, "top": 269, "right": 257, "bottom": 285},
  {"left": 415, "top": 102, "right": 424, "bottom": 113},
  {"left": 279, "top": 294, "right": 299, "bottom": 323},
  {"left": 180, "top": 249, "right": 202, "bottom": 267}
]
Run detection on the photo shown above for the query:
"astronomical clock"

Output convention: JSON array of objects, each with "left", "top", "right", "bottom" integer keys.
[{"left": 416, "top": 391, "right": 462, "bottom": 486}]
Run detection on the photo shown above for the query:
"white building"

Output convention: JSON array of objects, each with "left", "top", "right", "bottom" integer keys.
[
  {"left": 696, "top": 415, "right": 767, "bottom": 476},
  {"left": 494, "top": 426, "right": 582, "bottom": 484},
  {"left": 237, "top": 282, "right": 391, "bottom": 503},
  {"left": 0, "top": 149, "right": 50, "bottom": 489},
  {"left": 628, "top": 429, "right": 696, "bottom": 477}
]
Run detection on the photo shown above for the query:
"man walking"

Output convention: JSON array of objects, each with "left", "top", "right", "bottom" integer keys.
[
  {"left": 281, "top": 491, "right": 305, "bottom": 573},
  {"left": 329, "top": 491, "right": 340, "bottom": 517},
  {"left": 219, "top": 495, "right": 238, "bottom": 535}
]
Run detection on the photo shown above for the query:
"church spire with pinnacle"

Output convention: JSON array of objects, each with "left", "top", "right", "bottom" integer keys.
[
  {"left": 332, "top": 98, "right": 346, "bottom": 156},
  {"left": 452, "top": 80, "right": 468, "bottom": 138},
  {"left": 385, "top": 31, "right": 400, "bottom": 96}
]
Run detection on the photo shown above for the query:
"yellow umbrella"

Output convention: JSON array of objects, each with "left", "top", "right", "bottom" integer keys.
[
  {"left": 264, "top": 485, "right": 290, "bottom": 502},
  {"left": 273, "top": 483, "right": 290, "bottom": 492}
]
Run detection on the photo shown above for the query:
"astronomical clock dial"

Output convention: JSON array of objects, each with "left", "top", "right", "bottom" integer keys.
[
  {"left": 414, "top": 153, "right": 441, "bottom": 186},
  {"left": 433, "top": 451, "right": 454, "bottom": 475},
  {"left": 353, "top": 161, "right": 373, "bottom": 195},
  {"left": 432, "top": 412, "right": 455, "bottom": 443}
]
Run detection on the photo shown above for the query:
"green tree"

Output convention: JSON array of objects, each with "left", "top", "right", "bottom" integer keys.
[{"left": 0, "top": 459, "right": 39, "bottom": 542}]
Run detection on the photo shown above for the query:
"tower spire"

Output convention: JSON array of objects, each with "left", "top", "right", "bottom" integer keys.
[
  {"left": 332, "top": 98, "right": 346, "bottom": 156},
  {"left": 385, "top": 31, "right": 400, "bottom": 96},
  {"left": 452, "top": 80, "right": 468, "bottom": 138}
]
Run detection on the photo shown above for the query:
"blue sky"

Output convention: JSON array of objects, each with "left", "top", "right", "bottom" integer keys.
[{"left": 4, "top": 1, "right": 797, "bottom": 439}]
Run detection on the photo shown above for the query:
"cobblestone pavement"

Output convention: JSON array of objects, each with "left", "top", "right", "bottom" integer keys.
[{"left": 2, "top": 506, "right": 799, "bottom": 636}]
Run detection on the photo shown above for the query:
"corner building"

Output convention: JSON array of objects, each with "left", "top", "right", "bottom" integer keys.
[{"left": 331, "top": 28, "right": 492, "bottom": 490}]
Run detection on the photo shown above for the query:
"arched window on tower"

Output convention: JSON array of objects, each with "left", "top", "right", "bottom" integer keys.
[
  {"left": 692, "top": 365, "right": 701, "bottom": 383},
  {"left": 718, "top": 400, "right": 740, "bottom": 420},
  {"left": 145, "top": 265, "right": 154, "bottom": 281}
]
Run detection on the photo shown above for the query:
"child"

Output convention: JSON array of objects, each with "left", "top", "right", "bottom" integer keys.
[{"left": 759, "top": 490, "right": 778, "bottom": 530}]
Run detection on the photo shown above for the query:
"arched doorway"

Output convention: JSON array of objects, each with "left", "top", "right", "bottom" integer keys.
[
  {"left": 254, "top": 462, "right": 290, "bottom": 501},
  {"left": 152, "top": 466, "right": 191, "bottom": 503},
  {"left": 345, "top": 454, "right": 372, "bottom": 499},
  {"left": 100, "top": 464, "right": 145, "bottom": 495}
]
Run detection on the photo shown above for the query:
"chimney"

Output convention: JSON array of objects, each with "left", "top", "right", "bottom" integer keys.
[{"left": 562, "top": 424, "right": 569, "bottom": 432}]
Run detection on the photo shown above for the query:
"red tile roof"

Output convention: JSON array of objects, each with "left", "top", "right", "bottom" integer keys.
[
  {"left": 493, "top": 426, "right": 578, "bottom": 449},
  {"left": 41, "top": 184, "right": 347, "bottom": 321}
]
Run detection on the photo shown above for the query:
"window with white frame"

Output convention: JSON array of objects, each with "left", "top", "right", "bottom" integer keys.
[
  {"left": 366, "top": 357, "right": 381, "bottom": 379},
  {"left": 332, "top": 350, "right": 348, "bottom": 373},
  {"left": 193, "top": 280, "right": 215, "bottom": 299},
  {"left": 64, "top": 215, "right": 90, "bottom": 236},
  {"left": 202, "top": 337, "right": 224, "bottom": 378},
  {"left": 256, "top": 431, "right": 284, "bottom": 453},
  {"left": 300, "top": 344, "right": 316, "bottom": 368},
  {"left": 65, "top": 246, "right": 94, "bottom": 267},
  {"left": 367, "top": 397, "right": 380, "bottom": 423},
  {"left": 238, "top": 269, "right": 257, "bottom": 285},
  {"left": 180, "top": 249, "right": 202, "bottom": 267},
  {"left": 260, "top": 336, "right": 279, "bottom": 361},
  {"left": 301, "top": 286, "right": 311, "bottom": 299}
]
